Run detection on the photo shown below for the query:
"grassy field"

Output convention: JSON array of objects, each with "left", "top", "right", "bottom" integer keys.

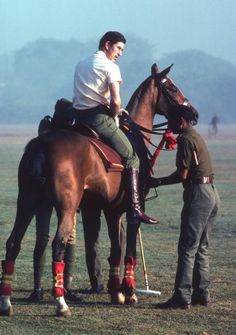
[{"left": 0, "top": 124, "right": 235, "bottom": 335}]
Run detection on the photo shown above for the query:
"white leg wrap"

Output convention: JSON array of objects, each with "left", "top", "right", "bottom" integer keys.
[
  {"left": 0, "top": 295, "right": 12, "bottom": 311},
  {"left": 0, "top": 295, "right": 13, "bottom": 315},
  {"left": 56, "top": 296, "right": 69, "bottom": 313}
]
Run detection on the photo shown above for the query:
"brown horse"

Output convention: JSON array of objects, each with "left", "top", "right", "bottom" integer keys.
[{"left": 0, "top": 63, "right": 198, "bottom": 317}]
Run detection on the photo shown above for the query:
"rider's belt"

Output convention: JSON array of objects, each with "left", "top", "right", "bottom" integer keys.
[{"left": 192, "top": 176, "right": 213, "bottom": 184}]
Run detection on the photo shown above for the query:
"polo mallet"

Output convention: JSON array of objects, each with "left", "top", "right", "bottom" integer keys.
[
  {"left": 135, "top": 227, "right": 161, "bottom": 295},
  {"left": 135, "top": 132, "right": 175, "bottom": 295}
]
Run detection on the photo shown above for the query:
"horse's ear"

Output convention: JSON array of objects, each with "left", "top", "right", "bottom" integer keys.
[
  {"left": 158, "top": 64, "right": 173, "bottom": 78},
  {"left": 151, "top": 63, "right": 159, "bottom": 75}
]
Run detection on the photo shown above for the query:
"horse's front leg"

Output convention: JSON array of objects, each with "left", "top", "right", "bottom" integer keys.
[
  {"left": 121, "top": 221, "right": 139, "bottom": 305},
  {"left": 104, "top": 211, "right": 125, "bottom": 304},
  {"left": 51, "top": 212, "right": 77, "bottom": 317}
]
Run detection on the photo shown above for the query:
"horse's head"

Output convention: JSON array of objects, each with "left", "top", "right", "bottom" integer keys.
[{"left": 151, "top": 63, "right": 199, "bottom": 125}]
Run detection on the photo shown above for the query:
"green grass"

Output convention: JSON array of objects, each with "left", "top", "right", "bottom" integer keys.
[{"left": 0, "top": 125, "right": 235, "bottom": 335}]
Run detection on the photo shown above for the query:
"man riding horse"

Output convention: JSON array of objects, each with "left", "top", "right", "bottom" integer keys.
[{"left": 71, "top": 31, "right": 157, "bottom": 226}]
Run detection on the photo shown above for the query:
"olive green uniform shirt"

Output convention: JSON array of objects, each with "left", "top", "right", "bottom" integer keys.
[{"left": 176, "top": 126, "right": 213, "bottom": 179}]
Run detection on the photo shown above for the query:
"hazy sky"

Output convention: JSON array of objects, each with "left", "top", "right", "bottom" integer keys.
[{"left": 1, "top": 0, "right": 236, "bottom": 65}]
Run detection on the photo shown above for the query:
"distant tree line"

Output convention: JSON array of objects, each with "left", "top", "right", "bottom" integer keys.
[{"left": 0, "top": 36, "right": 235, "bottom": 124}]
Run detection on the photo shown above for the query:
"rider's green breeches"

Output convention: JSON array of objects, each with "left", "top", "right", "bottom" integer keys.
[{"left": 74, "top": 109, "right": 139, "bottom": 169}]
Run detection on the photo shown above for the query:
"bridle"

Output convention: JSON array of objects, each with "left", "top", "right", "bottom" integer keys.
[
  {"left": 122, "top": 67, "right": 197, "bottom": 178},
  {"left": 134, "top": 72, "right": 195, "bottom": 149},
  {"left": 130, "top": 74, "right": 182, "bottom": 142},
  {"left": 153, "top": 75, "right": 192, "bottom": 117},
  {"left": 125, "top": 73, "right": 193, "bottom": 172}
]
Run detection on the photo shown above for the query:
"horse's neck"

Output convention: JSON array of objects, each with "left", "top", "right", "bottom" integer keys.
[{"left": 129, "top": 85, "right": 157, "bottom": 134}]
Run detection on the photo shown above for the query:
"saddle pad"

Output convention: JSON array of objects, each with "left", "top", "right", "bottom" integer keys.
[{"left": 88, "top": 138, "right": 124, "bottom": 173}]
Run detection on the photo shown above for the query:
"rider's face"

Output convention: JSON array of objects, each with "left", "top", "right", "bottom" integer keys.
[{"left": 104, "top": 41, "right": 125, "bottom": 62}]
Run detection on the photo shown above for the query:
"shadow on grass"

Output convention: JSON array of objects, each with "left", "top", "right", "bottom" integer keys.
[{"left": 11, "top": 289, "right": 157, "bottom": 310}]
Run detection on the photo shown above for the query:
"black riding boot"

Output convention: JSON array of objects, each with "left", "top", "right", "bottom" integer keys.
[{"left": 125, "top": 168, "right": 158, "bottom": 225}]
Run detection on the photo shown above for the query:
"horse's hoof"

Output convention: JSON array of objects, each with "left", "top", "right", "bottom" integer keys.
[
  {"left": 56, "top": 307, "right": 71, "bottom": 317},
  {"left": 0, "top": 305, "right": 14, "bottom": 316},
  {"left": 110, "top": 292, "right": 125, "bottom": 305},
  {"left": 0, "top": 296, "right": 14, "bottom": 316},
  {"left": 126, "top": 293, "right": 138, "bottom": 305},
  {"left": 55, "top": 296, "right": 71, "bottom": 317}
]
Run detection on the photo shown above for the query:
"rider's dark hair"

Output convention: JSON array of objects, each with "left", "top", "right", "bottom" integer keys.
[{"left": 99, "top": 31, "right": 126, "bottom": 50}]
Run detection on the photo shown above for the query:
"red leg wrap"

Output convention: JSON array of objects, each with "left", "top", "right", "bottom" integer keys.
[
  {"left": 107, "top": 257, "right": 121, "bottom": 293},
  {"left": 0, "top": 260, "right": 15, "bottom": 296},
  {"left": 52, "top": 261, "right": 65, "bottom": 298},
  {"left": 122, "top": 256, "right": 136, "bottom": 291}
]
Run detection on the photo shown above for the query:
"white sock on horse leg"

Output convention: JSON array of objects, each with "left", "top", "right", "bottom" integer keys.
[
  {"left": 55, "top": 296, "right": 69, "bottom": 312},
  {"left": 0, "top": 295, "right": 12, "bottom": 310}
]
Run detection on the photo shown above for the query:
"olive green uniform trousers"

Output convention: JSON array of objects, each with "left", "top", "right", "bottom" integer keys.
[{"left": 174, "top": 182, "right": 220, "bottom": 304}]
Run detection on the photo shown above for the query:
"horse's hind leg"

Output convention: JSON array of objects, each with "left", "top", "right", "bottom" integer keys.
[
  {"left": 104, "top": 210, "right": 125, "bottom": 305},
  {"left": 51, "top": 208, "right": 78, "bottom": 317},
  {"left": 50, "top": 167, "right": 84, "bottom": 316},
  {"left": 0, "top": 193, "right": 35, "bottom": 316},
  {"left": 122, "top": 221, "right": 139, "bottom": 305},
  {"left": 28, "top": 202, "right": 53, "bottom": 302}
]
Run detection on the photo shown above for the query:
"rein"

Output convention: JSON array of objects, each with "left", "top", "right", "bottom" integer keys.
[
  {"left": 131, "top": 120, "right": 177, "bottom": 169},
  {"left": 144, "top": 131, "right": 177, "bottom": 171},
  {"left": 121, "top": 116, "right": 177, "bottom": 175},
  {"left": 121, "top": 117, "right": 176, "bottom": 202},
  {"left": 136, "top": 121, "right": 168, "bottom": 135}
]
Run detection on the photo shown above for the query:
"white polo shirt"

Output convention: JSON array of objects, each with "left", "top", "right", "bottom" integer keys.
[{"left": 73, "top": 51, "right": 122, "bottom": 110}]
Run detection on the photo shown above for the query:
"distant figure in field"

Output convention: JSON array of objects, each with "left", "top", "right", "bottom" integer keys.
[{"left": 209, "top": 114, "right": 220, "bottom": 139}]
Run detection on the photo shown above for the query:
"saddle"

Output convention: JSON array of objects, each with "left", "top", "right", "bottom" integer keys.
[
  {"left": 38, "top": 99, "right": 124, "bottom": 173},
  {"left": 88, "top": 138, "right": 124, "bottom": 172}
]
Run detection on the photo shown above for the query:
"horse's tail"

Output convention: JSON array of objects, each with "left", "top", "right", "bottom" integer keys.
[{"left": 18, "top": 137, "right": 47, "bottom": 186}]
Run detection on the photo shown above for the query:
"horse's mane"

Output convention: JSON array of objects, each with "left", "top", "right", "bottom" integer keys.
[{"left": 126, "top": 76, "right": 152, "bottom": 112}]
